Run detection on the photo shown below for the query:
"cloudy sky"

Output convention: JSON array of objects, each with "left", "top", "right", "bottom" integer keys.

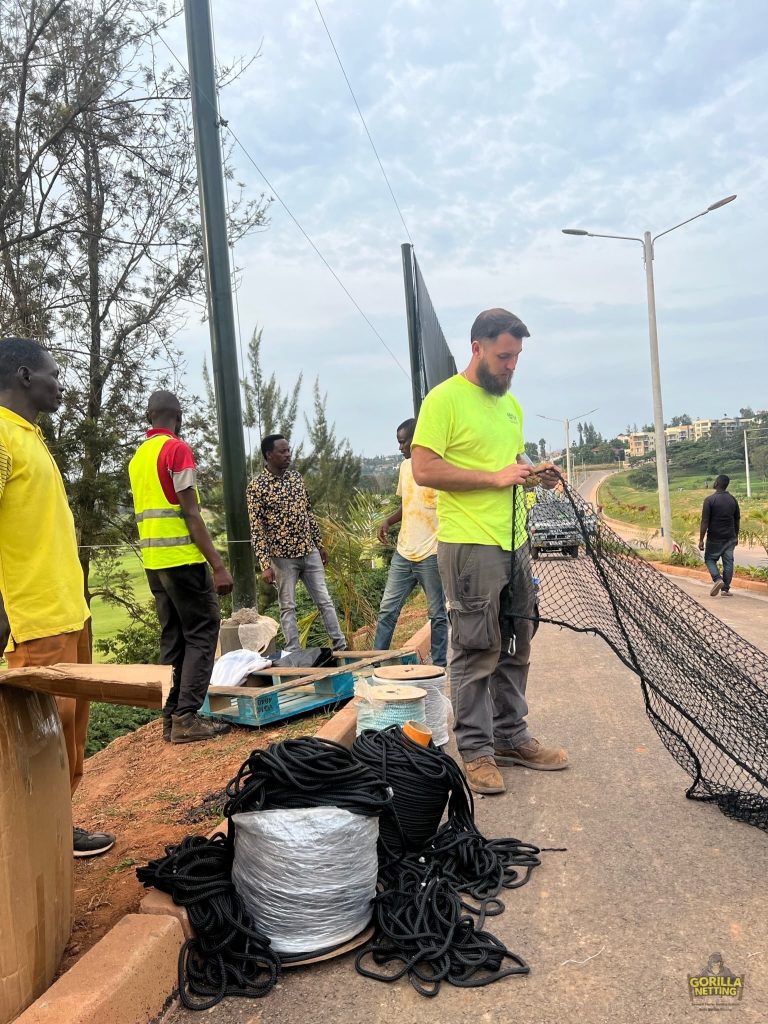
[{"left": 164, "top": 0, "right": 766, "bottom": 456}]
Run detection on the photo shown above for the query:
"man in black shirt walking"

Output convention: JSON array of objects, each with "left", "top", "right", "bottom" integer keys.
[{"left": 699, "top": 475, "right": 740, "bottom": 597}]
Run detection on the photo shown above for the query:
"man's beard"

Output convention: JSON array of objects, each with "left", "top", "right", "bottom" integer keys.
[{"left": 476, "top": 358, "right": 513, "bottom": 396}]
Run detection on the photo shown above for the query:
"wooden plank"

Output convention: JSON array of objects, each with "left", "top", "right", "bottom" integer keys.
[{"left": 0, "top": 664, "right": 167, "bottom": 708}]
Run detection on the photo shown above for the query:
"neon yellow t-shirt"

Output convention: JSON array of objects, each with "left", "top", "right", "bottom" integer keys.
[
  {"left": 0, "top": 407, "right": 90, "bottom": 648},
  {"left": 396, "top": 457, "right": 438, "bottom": 562},
  {"left": 412, "top": 374, "right": 526, "bottom": 550}
]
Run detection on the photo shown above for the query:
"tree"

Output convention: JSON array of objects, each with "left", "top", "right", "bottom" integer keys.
[
  {"left": 671, "top": 414, "right": 692, "bottom": 426},
  {"left": 296, "top": 380, "right": 361, "bottom": 515},
  {"left": 538, "top": 437, "right": 546, "bottom": 460},
  {"left": 524, "top": 441, "right": 539, "bottom": 462},
  {"left": 242, "top": 326, "right": 301, "bottom": 469},
  {"left": 0, "top": 1, "right": 269, "bottom": 596},
  {"left": 739, "top": 407, "right": 755, "bottom": 419}
]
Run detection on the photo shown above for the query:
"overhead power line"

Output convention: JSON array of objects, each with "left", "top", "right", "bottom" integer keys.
[{"left": 313, "top": 0, "right": 414, "bottom": 246}]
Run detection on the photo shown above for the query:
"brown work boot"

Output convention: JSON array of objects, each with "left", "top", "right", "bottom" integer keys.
[
  {"left": 171, "top": 712, "right": 231, "bottom": 744},
  {"left": 162, "top": 715, "right": 173, "bottom": 742},
  {"left": 463, "top": 755, "right": 506, "bottom": 795},
  {"left": 495, "top": 738, "right": 569, "bottom": 771}
]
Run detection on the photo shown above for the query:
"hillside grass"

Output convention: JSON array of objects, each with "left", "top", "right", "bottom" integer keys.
[
  {"left": 599, "top": 469, "right": 768, "bottom": 541},
  {"left": 89, "top": 550, "right": 151, "bottom": 663}
]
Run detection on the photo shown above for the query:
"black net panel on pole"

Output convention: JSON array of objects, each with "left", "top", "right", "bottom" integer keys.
[
  {"left": 504, "top": 480, "right": 768, "bottom": 832},
  {"left": 412, "top": 251, "right": 457, "bottom": 395}
]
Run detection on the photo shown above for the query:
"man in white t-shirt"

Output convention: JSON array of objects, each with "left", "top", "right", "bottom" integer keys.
[{"left": 374, "top": 417, "right": 447, "bottom": 666}]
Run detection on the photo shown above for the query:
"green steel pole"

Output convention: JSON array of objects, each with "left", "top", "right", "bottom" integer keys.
[{"left": 184, "top": 0, "right": 255, "bottom": 607}]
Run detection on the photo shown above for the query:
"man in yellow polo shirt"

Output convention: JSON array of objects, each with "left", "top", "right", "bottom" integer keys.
[
  {"left": 412, "top": 308, "right": 568, "bottom": 795},
  {"left": 0, "top": 337, "right": 115, "bottom": 857}
]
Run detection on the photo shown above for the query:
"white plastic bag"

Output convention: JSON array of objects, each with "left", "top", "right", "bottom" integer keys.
[
  {"left": 209, "top": 649, "right": 271, "bottom": 688},
  {"left": 232, "top": 807, "right": 379, "bottom": 955}
]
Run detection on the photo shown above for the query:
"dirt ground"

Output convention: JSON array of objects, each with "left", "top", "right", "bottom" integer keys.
[{"left": 65, "top": 606, "right": 428, "bottom": 975}]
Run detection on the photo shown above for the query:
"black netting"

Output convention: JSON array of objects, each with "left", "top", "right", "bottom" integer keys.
[
  {"left": 504, "top": 480, "right": 768, "bottom": 832},
  {"left": 412, "top": 252, "right": 457, "bottom": 396}
]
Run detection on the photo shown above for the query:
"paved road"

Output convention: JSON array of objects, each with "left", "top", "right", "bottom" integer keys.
[
  {"left": 578, "top": 469, "right": 767, "bottom": 570},
  {"left": 167, "top": 582, "right": 768, "bottom": 1024}
]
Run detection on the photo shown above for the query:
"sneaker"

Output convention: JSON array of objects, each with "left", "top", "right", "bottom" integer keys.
[
  {"left": 494, "top": 738, "right": 569, "bottom": 771},
  {"left": 162, "top": 715, "right": 173, "bottom": 742},
  {"left": 171, "top": 711, "right": 231, "bottom": 744},
  {"left": 710, "top": 579, "right": 724, "bottom": 596},
  {"left": 721, "top": 588, "right": 733, "bottom": 597},
  {"left": 463, "top": 755, "right": 506, "bottom": 795},
  {"left": 73, "top": 826, "right": 116, "bottom": 859}
]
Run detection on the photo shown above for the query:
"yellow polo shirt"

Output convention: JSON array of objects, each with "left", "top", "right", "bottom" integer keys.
[
  {"left": 412, "top": 374, "right": 526, "bottom": 550},
  {"left": 0, "top": 407, "right": 89, "bottom": 648}
]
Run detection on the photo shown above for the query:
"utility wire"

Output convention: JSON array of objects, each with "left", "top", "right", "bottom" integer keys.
[
  {"left": 313, "top": 0, "right": 414, "bottom": 246},
  {"left": 146, "top": 14, "right": 411, "bottom": 382}
]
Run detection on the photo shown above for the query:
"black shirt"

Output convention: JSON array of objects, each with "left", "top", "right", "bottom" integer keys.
[{"left": 700, "top": 491, "right": 740, "bottom": 544}]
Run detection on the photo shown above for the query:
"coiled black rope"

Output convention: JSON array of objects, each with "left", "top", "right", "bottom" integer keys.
[
  {"left": 136, "top": 833, "right": 280, "bottom": 1010},
  {"left": 352, "top": 727, "right": 556, "bottom": 994},
  {"left": 356, "top": 865, "right": 529, "bottom": 997},
  {"left": 352, "top": 727, "right": 452, "bottom": 855},
  {"left": 138, "top": 738, "right": 396, "bottom": 1009},
  {"left": 224, "top": 736, "right": 394, "bottom": 822}
]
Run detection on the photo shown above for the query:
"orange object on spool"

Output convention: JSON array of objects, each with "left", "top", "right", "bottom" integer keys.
[{"left": 403, "top": 720, "right": 432, "bottom": 746}]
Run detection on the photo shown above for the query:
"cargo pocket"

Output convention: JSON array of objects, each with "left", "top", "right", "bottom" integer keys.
[{"left": 448, "top": 596, "right": 494, "bottom": 650}]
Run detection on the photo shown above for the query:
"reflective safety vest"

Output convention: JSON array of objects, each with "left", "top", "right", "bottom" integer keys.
[{"left": 128, "top": 434, "right": 206, "bottom": 570}]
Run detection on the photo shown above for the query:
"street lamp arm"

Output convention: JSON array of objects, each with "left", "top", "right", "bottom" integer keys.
[
  {"left": 536, "top": 413, "right": 565, "bottom": 425},
  {"left": 653, "top": 194, "right": 737, "bottom": 244},
  {"left": 562, "top": 229, "right": 643, "bottom": 244},
  {"left": 586, "top": 232, "right": 643, "bottom": 244},
  {"left": 652, "top": 210, "right": 708, "bottom": 244}
]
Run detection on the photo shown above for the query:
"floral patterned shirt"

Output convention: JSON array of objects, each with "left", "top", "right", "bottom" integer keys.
[{"left": 246, "top": 468, "right": 322, "bottom": 569}]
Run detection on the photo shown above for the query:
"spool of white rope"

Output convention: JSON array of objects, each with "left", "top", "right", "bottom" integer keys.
[
  {"left": 231, "top": 807, "right": 379, "bottom": 955},
  {"left": 354, "top": 681, "right": 427, "bottom": 735},
  {"left": 372, "top": 665, "right": 451, "bottom": 746}
]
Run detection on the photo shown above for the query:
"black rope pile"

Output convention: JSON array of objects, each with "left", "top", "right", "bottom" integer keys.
[
  {"left": 222, "top": 736, "right": 395, "bottom": 822},
  {"left": 352, "top": 727, "right": 551, "bottom": 995},
  {"left": 138, "top": 738, "right": 395, "bottom": 1009},
  {"left": 505, "top": 478, "right": 768, "bottom": 831},
  {"left": 136, "top": 833, "right": 279, "bottom": 1010}
]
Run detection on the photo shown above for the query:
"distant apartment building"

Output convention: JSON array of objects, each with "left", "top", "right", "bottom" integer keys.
[{"left": 628, "top": 415, "right": 754, "bottom": 458}]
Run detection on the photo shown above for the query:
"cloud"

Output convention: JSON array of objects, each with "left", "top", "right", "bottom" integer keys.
[{"left": 162, "top": 0, "right": 766, "bottom": 456}]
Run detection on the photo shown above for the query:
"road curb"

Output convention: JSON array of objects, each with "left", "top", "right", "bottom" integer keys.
[
  {"left": 14, "top": 914, "right": 183, "bottom": 1024},
  {"left": 650, "top": 561, "right": 767, "bottom": 594}
]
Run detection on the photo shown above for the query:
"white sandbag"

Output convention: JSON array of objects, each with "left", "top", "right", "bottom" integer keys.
[{"left": 231, "top": 807, "right": 378, "bottom": 955}]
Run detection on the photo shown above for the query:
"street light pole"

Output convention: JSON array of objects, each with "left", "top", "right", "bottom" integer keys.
[
  {"left": 642, "top": 231, "right": 673, "bottom": 549},
  {"left": 562, "top": 194, "right": 737, "bottom": 555},
  {"left": 538, "top": 408, "right": 597, "bottom": 483},
  {"left": 744, "top": 429, "right": 752, "bottom": 499}
]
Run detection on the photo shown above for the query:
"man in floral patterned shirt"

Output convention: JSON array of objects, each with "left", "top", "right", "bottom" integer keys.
[{"left": 246, "top": 434, "right": 346, "bottom": 652}]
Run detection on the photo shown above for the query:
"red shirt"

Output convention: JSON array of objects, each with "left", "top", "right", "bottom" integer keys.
[{"left": 146, "top": 429, "right": 197, "bottom": 505}]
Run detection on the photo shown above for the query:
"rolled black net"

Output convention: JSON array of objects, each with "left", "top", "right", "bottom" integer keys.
[{"left": 504, "top": 480, "right": 768, "bottom": 832}]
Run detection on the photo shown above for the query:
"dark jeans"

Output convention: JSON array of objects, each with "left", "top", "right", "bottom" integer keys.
[
  {"left": 146, "top": 563, "right": 220, "bottom": 717},
  {"left": 704, "top": 539, "right": 737, "bottom": 590},
  {"left": 374, "top": 552, "right": 448, "bottom": 666}
]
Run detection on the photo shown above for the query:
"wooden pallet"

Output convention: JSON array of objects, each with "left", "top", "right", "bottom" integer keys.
[{"left": 198, "top": 649, "right": 419, "bottom": 728}]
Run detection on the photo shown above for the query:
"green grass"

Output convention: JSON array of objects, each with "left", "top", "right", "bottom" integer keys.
[
  {"left": 599, "top": 470, "right": 768, "bottom": 541},
  {"left": 89, "top": 551, "right": 150, "bottom": 663}
]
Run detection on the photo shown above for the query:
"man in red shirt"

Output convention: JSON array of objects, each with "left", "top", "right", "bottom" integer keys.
[{"left": 129, "top": 391, "right": 233, "bottom": 743}]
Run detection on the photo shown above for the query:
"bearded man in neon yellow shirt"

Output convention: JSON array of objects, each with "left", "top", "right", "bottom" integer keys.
[{"left": 412, "top": 308, "right": 568, "bottom": 795}]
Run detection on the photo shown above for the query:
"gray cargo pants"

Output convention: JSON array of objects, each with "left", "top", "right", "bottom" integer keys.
[{"left": 438, "top": 541, "right": 535, "bottom": 760}]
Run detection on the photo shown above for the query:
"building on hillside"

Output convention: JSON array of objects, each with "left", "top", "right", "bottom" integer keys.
[
  {"left": 629, "top": 416, "right": 755, "bottom": 457},
  {"left": 628, "top": 431, "right": 654, "bottom": 458}
]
